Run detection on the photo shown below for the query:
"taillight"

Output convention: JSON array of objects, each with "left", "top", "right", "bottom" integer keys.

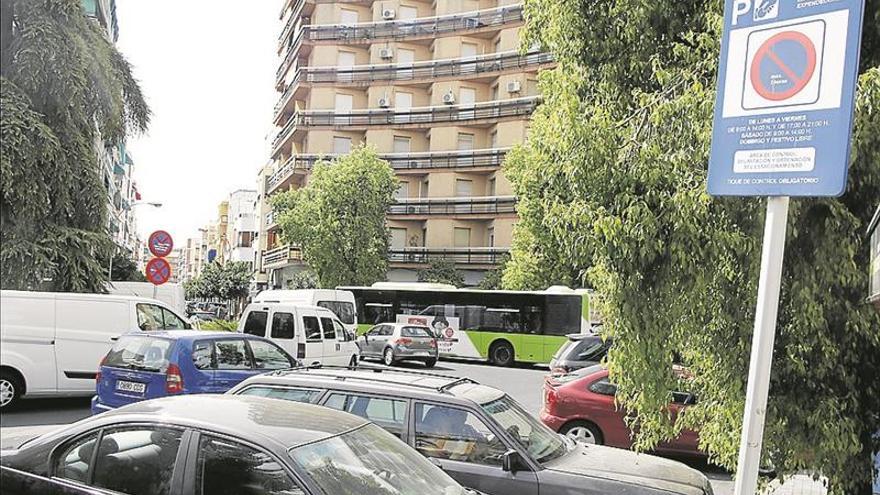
[
  {"left": 166, "top": 364, "right": 183, "bottom": 394},
  {"left": 550, "top": 366, "right": 570, "bottom": 376},
  {"left": 544, "top": 385, "right": 559, "bottom": 411},
  {"left": 394, "top": 338, "right": 412, "bottom": 346},
  {"left": 96, "top": 355, "right": 108, "bottom": 384}
]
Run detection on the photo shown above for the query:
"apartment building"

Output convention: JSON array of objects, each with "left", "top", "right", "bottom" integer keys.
[
  {"left": 224, "top": 189, "right": 259, "bottom": 267},
  {"left": 259, "top": 0, "right": 552, "bottom": 286}
]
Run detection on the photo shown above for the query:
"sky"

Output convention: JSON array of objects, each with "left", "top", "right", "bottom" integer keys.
[{"left": 114, "top": 0, "right": 279, "bottom": 245}]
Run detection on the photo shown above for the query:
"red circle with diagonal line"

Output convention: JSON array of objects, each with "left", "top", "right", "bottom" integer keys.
[
  {"left": 146, "top": 257, "right": 172, "bottom": 285},
  {"left": 148, "top": 230, "right": 174, "bottom": 258},
  {"left": 750, "top": 30, "right": 816, "bottom": 101}
]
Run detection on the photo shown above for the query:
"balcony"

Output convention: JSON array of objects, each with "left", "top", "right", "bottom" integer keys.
[
  {"left": 262, "top": 244, "right": 304, "bottom": 269},
  {"left": 388, "top": 196, "right": 517, "bottom": 218},
  {"left": 389, "top": 247, "right": 509, "bottom": 266},
  {"left": 272, "top": 97, "right": 540, "bottom": 155},
  {"left": 274, "top": 50, "right": 553, "bottom": 120},
  {"left": 266, "top": 156, "right": 309, "bottom": 194},
  {"left": 276, "top": 4, "right": 525, "bottom": 82}
]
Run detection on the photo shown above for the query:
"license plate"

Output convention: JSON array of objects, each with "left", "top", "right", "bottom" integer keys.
[
  {"left": 413, "top": 351, "right": 430, "bottom": 356},
  {"left": 116, "top": 380, "right": 146, "bottom": 394}
]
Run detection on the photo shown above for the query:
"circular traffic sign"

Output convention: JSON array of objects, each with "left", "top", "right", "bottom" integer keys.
[
  {"left": 750, "top": 31, "right": 817, "bottom": 101},
  {"left": 148, "top": 230, "right": 174, "bottom": 258},
  {"left": 145, "top": 257, "right": 172, "bottom": 285}
]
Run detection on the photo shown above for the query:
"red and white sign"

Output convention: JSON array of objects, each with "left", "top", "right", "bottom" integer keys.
[
  {"left": 145, "top": 257, "right": 172, "bottom": 286},
  {"left": 148, "top": 230, "right": 174, "bottom": 258}
]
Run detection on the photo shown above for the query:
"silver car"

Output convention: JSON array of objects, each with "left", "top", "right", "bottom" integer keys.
[{"left": 358, "top": 323, "right": 439, "bottom": 367}]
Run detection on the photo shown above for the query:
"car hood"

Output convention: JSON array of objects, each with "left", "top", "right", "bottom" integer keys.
[
  {"left": 543, "top": 442, "right": 710, "bottom": 495},
  {"left": 0, "top": 425, "right": 64, "bottom": 451}
]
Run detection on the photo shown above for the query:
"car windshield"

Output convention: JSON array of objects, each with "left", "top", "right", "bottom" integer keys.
[
  {"left": 288, "top": 423, "right": 467, "bottom": 495},
  {"left": 481, "top": 395, "right": 567, "bottom": 463},
  {"left": 104, "top": 336, "right": 172, "bottom": 372}
]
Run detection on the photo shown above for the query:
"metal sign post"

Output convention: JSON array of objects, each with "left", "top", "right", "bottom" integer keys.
[
  {"left": 734, "top": 196, "right": 789, "bottom": 495},
  {"left": 707, "top": 1, "right": 864, "bottom": 492}
]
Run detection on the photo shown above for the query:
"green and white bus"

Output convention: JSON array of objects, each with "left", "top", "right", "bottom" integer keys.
[{"left": 339, "top": 283, "right": 600, "bottom": 367}]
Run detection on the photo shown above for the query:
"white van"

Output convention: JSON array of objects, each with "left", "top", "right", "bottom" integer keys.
[
  {"left": 107, "top": 281, "right": 187, "bottom": 315},
  {"left": 238, "top": 302, "right": 359, "bottom": 367},
  {"left": 0, "top": 290, "right": 192, "bottom": 409},
  {"left": 252, "top": 289, "right": 358, "bottom": 336}
]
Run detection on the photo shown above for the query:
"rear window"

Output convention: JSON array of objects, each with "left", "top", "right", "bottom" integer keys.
[
  {"left": 105, "top": 336, "right": 172, "bottom": 371},
  {"left": 567, "top": 337, "right": 609, "bottom": 362},
  {"left": 401, "top": 326, "right": 432, "bottom": 338},
  {"left": 317, "top": 301, "right": 355, "bottom": 325}
]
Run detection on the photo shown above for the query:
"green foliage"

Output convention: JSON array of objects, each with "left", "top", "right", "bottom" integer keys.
[
  {"left": 271, "top": 145, "right": 397, "bottom": 288},
  {"left": 184, "top": 262, "right": 251, "bottom": 301},
  {"left": 106, "top": 250, "right": 146, "bottom": 282},
  {"left": 417, "top": 258, "right": 465, "bottom": 287},
  {"left": 0, "top": 0, "right": 149, "bottom": 292},
  {"left": 286, "top": 269, "right": 318, "bottom": 289},
  {"left": 477, "top": 254, "right": 509, "bottom": 290},
  {"left": 198, "top": 319, "right": 238, "bottom": 332},
  {"left": 509, "top": 0, "right": 880, "bottom": 491}
]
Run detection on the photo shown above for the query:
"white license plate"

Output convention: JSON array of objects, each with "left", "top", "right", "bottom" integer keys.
[
  {"left": 116, "top": 380, "right": 146, "bottom": 394},
  {"left": 413, "top": 351, "right": 430, "bottom": 356}
]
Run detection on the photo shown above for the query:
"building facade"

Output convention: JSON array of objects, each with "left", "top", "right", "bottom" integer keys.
[
  {"left": 224, "top": 189, "right": 259, "bottom": 266},
  {"left": 258, "top": 0, "right": 551, "bottom": 287}
]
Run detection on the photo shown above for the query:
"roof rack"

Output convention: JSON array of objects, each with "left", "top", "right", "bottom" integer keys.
[{"left": 268, "top": 363, "right": 480, "bottom": 394}]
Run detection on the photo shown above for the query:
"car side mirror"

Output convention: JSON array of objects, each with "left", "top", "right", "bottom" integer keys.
[{"left": 502, "top": 449, "right": 527, "bottom": 473}]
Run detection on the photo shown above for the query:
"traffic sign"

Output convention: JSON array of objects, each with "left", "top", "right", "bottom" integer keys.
[
  {"left": 145, "top": 257, "right": 172, "bottom": 286},
  {"left": 148, "top": 230, "right": 174, "bottom": 258},
  {"left": 708, "top": 0, "right": 865, "bottom": 196}
]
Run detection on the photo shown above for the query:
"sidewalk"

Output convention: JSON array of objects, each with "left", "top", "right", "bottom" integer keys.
[{"left": 710, "top": 474, "right": 827, "bottom": 495}]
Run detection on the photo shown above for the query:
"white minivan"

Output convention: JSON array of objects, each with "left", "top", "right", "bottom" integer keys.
[
  {"left": 0, "top": 290, "right": 191, "bottom": 408},
  {"left": 251, "top": 289, "right": 357, "bottom": 337},
  {"left": 238, "top": 303, "right": 359, "bottom": 367}
]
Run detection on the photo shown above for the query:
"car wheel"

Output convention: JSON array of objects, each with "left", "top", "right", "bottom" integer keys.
[
  {"left": 348, "top": 355, "right": 358, "bottom": 367},
  {"left": 383, "top": 348, "right": 396, "bottom": 366},
  {"left": 0, "top": 371, "right": 23, "bottom": 409},
  {"left": 489, "top": 341, "right": 515, "bottom": 367},
  {"left": 561, "top": 421, "right": 604, "bottom": 445},
  {"left": 424, "top": 358, "right": 437, "bottom": 368}
]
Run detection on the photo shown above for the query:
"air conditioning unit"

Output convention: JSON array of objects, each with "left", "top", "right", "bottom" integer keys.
[
  {"left": 382, "top": 8, "right": 396, "bottom": 20},
  {"left": 506, "top": 80, "right": 522, "bottom": 93},
  {"left": 408, "top": 160, "right": 419, "bottom": 168},
  {"left": 380, "top": 48, "right": 394, "bottom": 59},
  {"left": 442, "top": 92, "right": 456, "bottom": 105},
  {"left": 378, "top": 95, "right": 391, "bottom": 108}
]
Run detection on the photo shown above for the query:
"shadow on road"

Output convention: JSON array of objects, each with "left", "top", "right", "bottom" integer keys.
[{"left": 1, "top": 397, "right": 92, "bottom": 428}]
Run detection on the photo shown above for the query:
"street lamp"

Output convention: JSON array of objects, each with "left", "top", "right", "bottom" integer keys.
[{"left": 131, "top": 201, "right": 163, "bottom": 208}]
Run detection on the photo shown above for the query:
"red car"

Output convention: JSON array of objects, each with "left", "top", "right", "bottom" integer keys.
[{"left": 540, "top": 365, "right": 703, "bottom": 457}]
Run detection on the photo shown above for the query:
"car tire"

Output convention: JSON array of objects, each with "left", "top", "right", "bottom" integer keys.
[
  {"left": 560, "top": 421, "right": 604, "bottom": 445},
  {"left": 489, "top": 341, "right": 515, "bottom": 367},
  {"left": 0, "top": 370, "right": 23, "bottom": 409},
  {"left": 383, "top": 348, "right": 396, "bottom": 366},
  {"left": 424, "top": 358, "right": 437, "bottom": 368}
]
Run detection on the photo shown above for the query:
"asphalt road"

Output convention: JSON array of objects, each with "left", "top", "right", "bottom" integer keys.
[{"left": 8, "top": 359, "right": 820, "bottom": 495}]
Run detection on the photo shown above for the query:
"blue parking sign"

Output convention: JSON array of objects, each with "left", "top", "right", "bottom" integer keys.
[{"left": 708, "top": 0, "right": 865, "bottom": 197}]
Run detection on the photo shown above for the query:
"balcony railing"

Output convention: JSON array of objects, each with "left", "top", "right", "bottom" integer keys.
[
  {"left": 266, "top": 156, "right": 308, "bottom": 193},
  {"left": 388, "top": 196, "right": 517, "bottom": 216},
  {"left": 273, "top": 97, "right": 540, "bottom": 153},
  {"left": 276, "top": 4, "right": 524, "bottom": 81},
  {"left": 389, "top": 247, "right": 509, "bottom": 265},
  {"left": 262, "top": 244, "right": 304, "bottom": 269},
  {"left": 274, "top": 50, "right": 552, "bottom": 117}
]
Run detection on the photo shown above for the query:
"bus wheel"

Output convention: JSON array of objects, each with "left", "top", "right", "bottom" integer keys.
[{"left": 489, "top": 341, "right": 514, "bottom": 367}]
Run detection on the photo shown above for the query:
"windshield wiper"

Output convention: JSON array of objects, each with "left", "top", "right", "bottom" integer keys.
[{"left": 123, "top": 362, "right": 160, "bottom": 372}]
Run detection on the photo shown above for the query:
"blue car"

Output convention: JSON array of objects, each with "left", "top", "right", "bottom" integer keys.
[{"left": 91, "top": 331, "right": 298, "bottom": 414}]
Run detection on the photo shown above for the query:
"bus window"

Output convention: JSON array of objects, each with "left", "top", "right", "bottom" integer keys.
[
  {"left": 545, "top": 299, "right": 581, "bottom": 335},
  {"left": 365, "top": 303, "right": 394, "bottom": 325}
]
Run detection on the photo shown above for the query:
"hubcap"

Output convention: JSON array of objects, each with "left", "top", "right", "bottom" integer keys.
[
  {"left": 566, "top": 426, "right": 597, "bottom": 444},
  {"left": 495, "top": 347, "right": 511, "bottom": 364},
  {"left": 384, "top": 350, "right": 394, "bottom": 365},
  {"left": 0, "top": 379, "right": 14, "bottom": 408}
]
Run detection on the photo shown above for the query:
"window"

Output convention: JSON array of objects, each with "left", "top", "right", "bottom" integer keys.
[
  {"left": 92, "top": 427, "right": 184, "bottom": 495},
  {"left": 334, "top": 93, "right": 354, "bottom": 112},
  {"left": 215, "top": 340, "right": 253, "bottom": 370},
  {"left": 491, "top": 84, "right": 499, "bottom": 101},
  {"left": 393, "top": 135, "right": 411, "bottom": 153},
  {"left": 136, "top": 304, "right": 164, "bottom": 331},
  {"left": 324, "top": 394, "right": 408, "bottom": 437},
  {"left": 488, "top": 227, "right": 495, "bottom": 247},
  {"left": 380, "top": 325, "right": 394, "bottom": 336},
  {"left": 589, "top": 377, "right": 618, "bottom": 396},
  {"left": 196, "top": 435, "right": 304, "bottom": 495},
  {"left": 333, "top": 136, "right": 352, "bottom": 154},
  {"left": 455, "top": 179, "right": 473, "bottom": 197},
  {"left": 238, "top": 386, "right": 324, "bottom": 403},
  {"left": 413, "top": 403, "right": 505, "bottom": 465},
  {"left": 401, "top": 326, "right": 431, "bottom": 337},
  {"left": 334, "top": 319, "right": 353, "bottom": 342},
  {"left": 461, "top": 42, "right": 478, "bottom": 58},
  {"left": 395, "top": 91, "right": 413, "bottom": 110},
  {"left": 193, "top": 341, "right": 215, "bottom": 370},
  {"left": 454, "top": 227, "right": 471, "bottom": 248},
  {"left": 488, "top": 177, "right": 497, "bottom": 196},
  {"left": 490, "top": 130, "right": 498, "bottom": 148},
  {"left": 394, "top": 181, "right": 408, "bottom": 199},
  {"left": 399, "top": 5, "right": 418, "bottom": 19},
  {"left": 339, "top": 8, "right": 358, "bottom": 24},
  {"left": 390, "top": 227, "right": 407, "bottom": 248},
  {"left": 249, "top": 340, "right": 293, "bottom": 369},
  {"left": 271, "top": 312, "right": 296, "bottom": 339},
  {"left": 320, "top": 317, "right": 336, "bottom": 340},
  {"left": 161, "top": 308, "right": 187, "bottom": 330},
  {"left": 316, "top": 301, "right": 356, "bottom": 325},
  {"left": 104, "top": 336, "right": 172, "bottom": 371},
  {"left": 54, "top": 432, "right": 98, "bottom": 483},
  {"left": 457, "top": 133, "right": 474, "bottom": 151},
  {"left": 337, "top": 50, "right": 356, "bottom": 67},
  {"left": 243, "top": 311, "right": 268, "bottom": 337},
  {"left": 303, "top": 316, "right": 322, "bottom": 341}
]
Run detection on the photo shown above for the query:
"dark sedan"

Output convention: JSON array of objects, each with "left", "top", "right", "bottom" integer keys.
[
  {"left": 0, "top": 395, "right": 483, "bottom": 495},
  {"left": 549, "top": 333, "right": 612, "bottom": 375}
]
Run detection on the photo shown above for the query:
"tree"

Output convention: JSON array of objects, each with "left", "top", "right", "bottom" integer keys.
[
  {"left": 185, "top": 262, "right": 251, "bottom": 301},
  {"left": 271, "top": 145, "right": 397, "bottom": 288},
  {"left": 0, "top": 0, "right": 149, "bottom": 292},
  {"left": 286, "top": 269, "right": 318, "bottom": 289},
  {"left": 477, "top": 254, "right": 509, "bottom": 290},
  {"left": 107, "top": 250, "right": 146, "bottom": 282},
  {"left": 417, "top": 258, "right": 465, "bottom": 287},
  {"left": 506, "top": 0, "right": 880, "bottom": 492}
]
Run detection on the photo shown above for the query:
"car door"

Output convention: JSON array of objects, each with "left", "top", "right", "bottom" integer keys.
[
  {"left": 212, "top": 338, "right": 255, "bottom": 392},
  {"left": 300, "top": 309, "right": 325, "bottom": 365},
  {"left": 410, "top": 402, "right": 539, "bottom": 495},
  {"left": 55, "top": 298, "right": 129, "bottom": 391},
  {"left": 318, "top": 315, "right": 343, "bottom": 365},
  {"left": 360, "top": 325, "right": 382, "bottom": 357},
  {"left": 268, "top": 309, "right": 297, "bottom": 359},
  {"left": 321, "top": 392, "right": 410, "bottom": 439},
  {"left": 189, "top": 339, "right": 217, "bottom": 393}
]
